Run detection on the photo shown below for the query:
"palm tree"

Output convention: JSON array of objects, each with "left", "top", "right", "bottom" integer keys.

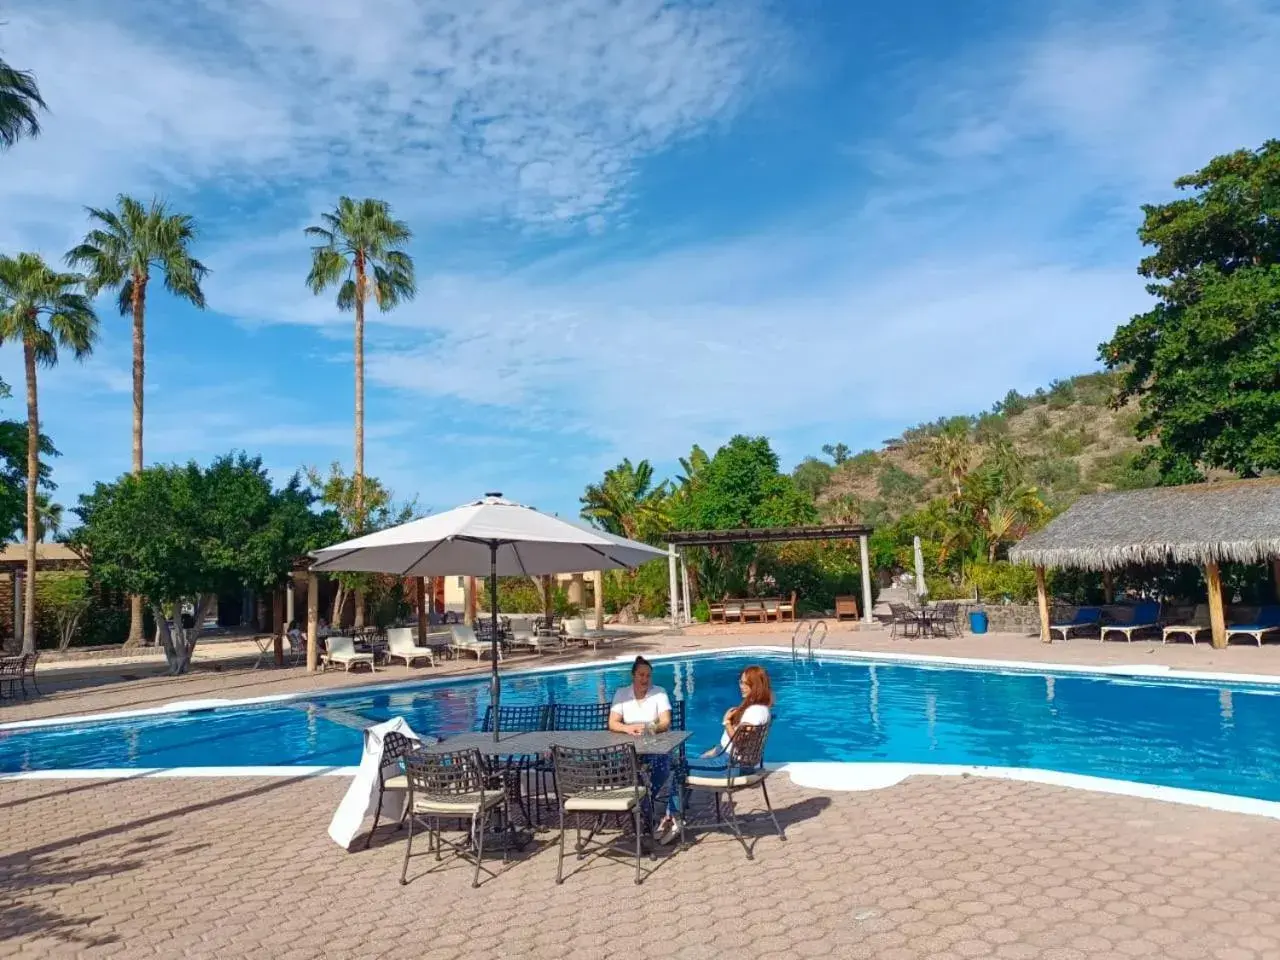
[
  {"left": 30, "top": 492, "right": 61, "bottom": 542},
  {"left": 0, "top": 254, "right": 97, "bottom": 653},
  {"left": 580, "top": 458, "right": 670, "bottom": 542},
  {"left": 0, "top": 50, "right": 45, "bottom": 149},
  {"left": 305, "top": 198, "right": 415, "bottom": 537},
  {"left": 66, "top": 195, "right": 207, "bottom": 644}
]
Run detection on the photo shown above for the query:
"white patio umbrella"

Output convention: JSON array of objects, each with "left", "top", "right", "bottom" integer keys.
[
  {"left": 913, "top": 535, "right": 929, "bottom": 606},
  {"left": 310, "top": 493, "right": 667, "bottom": 737}
]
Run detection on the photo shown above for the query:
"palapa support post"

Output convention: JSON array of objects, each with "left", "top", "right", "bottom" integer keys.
[
  {"left": 667, "top": 543, "right": 680, "bottom": 628},
  {"left": 1272, "top": 559, "right": 1280, "bottom": 604},
  {"left": 859, "top": 533, "right": 874, "bottom": 625},
  {"left": 272, "top": 588, "right": 285, "bottom": 666},
  {"left": 1102, "top": 570, "right": 1114, "bottom": 604},
  {"left": 306, "top": 572, "right": 319, "bottom": 673},
  {"left": 1035, "top": 566, "right": 1051, "bottom": 643},
  {"left": 1205, "top": 561, "right": 1227, "bottom": 649}
]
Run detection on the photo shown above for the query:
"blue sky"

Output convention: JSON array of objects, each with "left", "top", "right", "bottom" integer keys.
[{"left": 3, "top": 0, "right": 1280, "bottom": 520}]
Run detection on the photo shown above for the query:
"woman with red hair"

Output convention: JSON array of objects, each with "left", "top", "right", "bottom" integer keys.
[{"left": 657, "top": 664, "right": 774, "bottom": 845}]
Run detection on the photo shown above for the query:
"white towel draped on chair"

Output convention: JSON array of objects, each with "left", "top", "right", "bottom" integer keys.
[{"left": 328, "top": 717, "right": 429, "bottom": 849}]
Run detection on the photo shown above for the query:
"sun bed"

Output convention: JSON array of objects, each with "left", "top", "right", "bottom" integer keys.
[
  {"left": 450, "top": 624, "right": 502, "bottom": 661},
  {"left": 1101, "top": 602, "right": 1162, "bottom": 643},
  {"left": 1162, "top": 604, "right": 1212, "bottom": 645},
  {"left": 1226, "top": 606, "right": 1280, "bottom": 647},
  {"left": 323, "top": 635, "right": 376, "bottom": 672},
  {"left": 563, "top": 617, "right": 628, "bottom": 650},
  {"left": 1048, "top": 606, "right": 1102, "bottom": 641},
  {"left": 385, "top": 627, "right": 436, "bottom": 667}
]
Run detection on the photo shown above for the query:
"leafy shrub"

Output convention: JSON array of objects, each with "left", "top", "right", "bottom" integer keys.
[
  {"left": 966, "top": 562, "right": 1040, "bottom": 603},
  {"left": 996, "top": 389, "right": 1029, "bottom": 416},
  {"left": 34, "top": 574, "right": 130, "bottom": 649},
  {"left": 1046, "top": 429, "right": 1085, "bottom": 457},
  {"left": 973, "top": 412, "right": 1008, "bottom": 443},
  {"left": 692, "top": 599, "right": 710, "bottom": 623},
  {"left": 847, "top": 450, "right": 881, "bottom": 476},
  {"left": 1046, "top": 379, "right": 1076, "bottom": 409},
  {"left": 1031, "top": 457, "right": 1081, "bottom": 491},
  {"left": 878, "top": 464, "right": 925, "bottom": 504},
  {"left": 1089, "top": 450, "right": 1160, "bottom": 491}
]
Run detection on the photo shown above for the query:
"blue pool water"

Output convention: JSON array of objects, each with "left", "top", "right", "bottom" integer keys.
[{"left": 4, "top": 653, "right": 1280, "bottom": 801}]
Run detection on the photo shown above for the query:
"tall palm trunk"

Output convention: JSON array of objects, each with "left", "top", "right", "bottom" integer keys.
[
  {"left": 126, "top": 272, "right": 148, "bottom": 646},
  {"left": 352, "top": 252, "right": 366, "bottom": 629},
  {"left": 22, "top": 338, "right": 38, "bottom": 655}
]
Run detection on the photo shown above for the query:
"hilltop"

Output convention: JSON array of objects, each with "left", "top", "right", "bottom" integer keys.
[{"left": 797, "top": 371, "right": 1160, "bottom": 525}]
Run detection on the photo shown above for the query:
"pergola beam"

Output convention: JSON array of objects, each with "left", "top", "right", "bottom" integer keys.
[{"left": 664, "top": 523, "right": 873, "bottom": 547}]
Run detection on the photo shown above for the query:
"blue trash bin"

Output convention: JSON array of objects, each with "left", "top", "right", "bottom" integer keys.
[{"left": 968, "top": 610, "right": 988, "bottom": 634}]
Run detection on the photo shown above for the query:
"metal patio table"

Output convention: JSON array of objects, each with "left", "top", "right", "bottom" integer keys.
[{"left": 421, "top": 730, "right": 693, "bottom": 829}]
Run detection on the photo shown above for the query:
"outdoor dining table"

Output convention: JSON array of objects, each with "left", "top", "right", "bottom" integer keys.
[{"left": 420, "top": 730, "right": 693, "bottom": 829}]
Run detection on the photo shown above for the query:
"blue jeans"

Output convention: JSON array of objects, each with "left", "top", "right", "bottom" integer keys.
[{"left": 643, "top": 755, "right": 681, "bottom": 822}]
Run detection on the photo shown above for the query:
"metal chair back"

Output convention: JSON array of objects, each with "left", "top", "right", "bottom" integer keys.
[
  {"left": 405, "top": 748, "right": 489, "bottom": 803},
  {"left": 551, "top": 742, "right": 642, "bottom": 801},
  {"left": 670, "top": 699, "right": 686, "bottom": 731},
  {"left": 550, "top": 702, "right": 613, "bottom": 731},
  {"left": 480, "top": 703, "right": 550, "bottom": 733},
  {"left": 726, "top": 722, "right": 771, "bottom": 769},
  {"left": 379, "top": 730, "right": 418, "bottom": 765}
]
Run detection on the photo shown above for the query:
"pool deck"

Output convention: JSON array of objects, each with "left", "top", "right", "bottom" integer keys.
[{"left": 5, "top": 626, "right": 1280, "bottom": 958}]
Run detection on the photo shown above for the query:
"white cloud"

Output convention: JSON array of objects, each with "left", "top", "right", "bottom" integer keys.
[{"left": 2, "top": 0, "right": 780, "bottom": 234}]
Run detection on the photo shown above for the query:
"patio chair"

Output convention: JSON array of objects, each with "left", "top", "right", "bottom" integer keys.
[
  {"left": 928, "top": 602, "right": 959, "bottom": 638},
  {"left": 385, "top": 627, "right": 435, "bottom": 667},
  {"left": 285, "top": 629, "right": 308, "bottom": 666},
  {"left": 888, "top": 603, "right": 919, "bottom": 640},
  {"left": 777, "top": 592, "right": 797, "bottom": 622},
  {"left": 481, "top": 704, "right": 553, "bottom": 821},
  {"left": 1162, "top": 604, "right": 1212, "bottom": 645},
  {"left": 322, "top": 636, "right": 375, "bottom": 672},
  {"left": 834, "top": 596, "right": 860, "bottom": 621},
  {"left": 450, "top": 624, "right": 502, "bottom": 661},
  {"left": 723, "top": 601, "right": 743, "bottom": 623},
  {"left": 1101, "top": 602, "right": 1162, "bottom": 643},
  {"left": 1226, "top": 605, "right": 1280, "bottom": 646},
  {"left": 1048, "top": 606, "right": 1102, "bottom": 642},
  {"left": 551, "top": 742, "right": 650, "bottom": 886},
  {"left": 680, "top": 722, "right": 784, "bottom": 860},
  {"left": 19, "top": 652, "right": 40, "bottom": 697},
  {"left": 550, "top": 702, "right": 613, "bottom": 731},
  {"left": 401, "top": 749, "right": 511, "bottom": 888},
  {"left": 708, "top": 602, "right": 726, "bottom": 623},
  {"left": 0, "top": 656, "right": 23, "bottom": 699},
  {"left": 741, "top": 600, "right": 766, "bottom": 624},
  {"left": 507, "top": 622, "right": 554, "bottom": 654},
  {"left": 364, "top": 731, "right": 420, "bottom": 849},
  {"left": 761, "top": 597, "right": 781, "bottom": 622}
]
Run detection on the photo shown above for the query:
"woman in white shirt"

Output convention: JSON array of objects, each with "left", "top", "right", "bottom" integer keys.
[
  {"left": 701, "top": 664, "right": 774, "bottom": 759},
  {"left": 609, "top": 657, "right": 675, "bottom": 840}
]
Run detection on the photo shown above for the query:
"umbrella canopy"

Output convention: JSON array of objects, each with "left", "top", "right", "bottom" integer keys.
[
  {"left": 913, "top": 535, "right": 929, "bottom": 604},
  {"left": 310, "top": 494, "right": 666, "bottom": 576},
  {"left": 309, "top": 494, "right": 666, "bottom": 739}
]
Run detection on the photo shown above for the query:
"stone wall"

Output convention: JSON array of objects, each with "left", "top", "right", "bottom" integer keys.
[{"left": 981, "top": 603, "right": 1042, "bottom": 636}]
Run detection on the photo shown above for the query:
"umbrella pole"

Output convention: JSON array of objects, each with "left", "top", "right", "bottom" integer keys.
[{"left": 489, "top": 542, "right": 501, "bottom": 741}]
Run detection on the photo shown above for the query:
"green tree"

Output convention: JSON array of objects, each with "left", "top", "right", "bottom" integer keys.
[
  {"left": 0, "top": 253, "right": 97, "bottom": 653},
  {"left": 821, "top": 442, "right": 851, "bottom": 465},
  {"left": 1101, "top": 140, "right": 1280, "bottom": 481},
  {"left": 305, "top": 461, "right": 415, "bottom": 626},
  {"left": 67, "top": 195, "right": 209, "bottom": 644},
  {"left": 0, "top": 46, "right": 45, "bottom": 149},
  {"left": 0, "top": 384, "right": 58, "bottom": 548},
  {"left": 580, "top": 458, "right": 671, "bottom": 541},
  {"left": 791, "top": 456, "right": 833, "bottom": 500},
  {"left": 74, "top": 454, "right": 337, "bottom": 673},
  {"left": 305, "top": 198, "right": 415, "bottom": 532}
]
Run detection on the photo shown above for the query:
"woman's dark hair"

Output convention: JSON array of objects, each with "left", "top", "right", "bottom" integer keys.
[{"left": 631, "top": 656, "right": 652, "bottom": 676}]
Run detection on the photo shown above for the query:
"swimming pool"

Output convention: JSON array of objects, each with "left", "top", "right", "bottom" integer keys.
[{"left": 3, "top": 651, "right": 1280, "bottom": 806}]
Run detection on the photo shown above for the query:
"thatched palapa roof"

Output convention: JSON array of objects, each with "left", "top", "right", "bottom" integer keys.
[{"left": 1010, "top": 478, "right": 1280, "bottom": 571}]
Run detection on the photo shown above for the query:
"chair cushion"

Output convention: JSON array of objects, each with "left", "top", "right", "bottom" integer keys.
[
  {"left": 686, "top": 770, "right": 767, "bottom": 789},
  {"left": 411, "top": 791, "right": 504, "bottom": 815},
  {"left": 563, "top": 786, "right": 646, "bottom": 812},
  {"left": 382, "top": 775, "right": 408, "bottom": 791}
]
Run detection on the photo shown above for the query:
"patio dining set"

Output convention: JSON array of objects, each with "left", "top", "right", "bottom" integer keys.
[
  {"left": 887, "top": 601, "right": 964, "bottom": 639},
  {"left": 364, "top": 702, "right": 785, "bottom": 888}
]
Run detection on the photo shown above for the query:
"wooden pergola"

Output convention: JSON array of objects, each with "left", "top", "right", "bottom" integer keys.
[
  {"left": 1010, "top": 479, "right": 1280, "bottom": 648},
  {"left": 663, "top": 523, "right": 876, "bottom": 627}
]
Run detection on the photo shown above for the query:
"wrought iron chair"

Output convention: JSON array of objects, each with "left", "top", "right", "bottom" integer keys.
[
  {"left": 680, "top": 722, "right": 784, "bottom": 860},
  {"left": 889, "top": 603, "right": 919, "bottom": 640},
  {"left": 551, "top": 742, "right": 650, "bottom": 885},
  {"left": 0, "top": 656, "right": 23, "bottom": 700},
  {"left": 364, "top": 730, "right": 420, "bottom": 849},
  {"left": 20, "top": 652, "right": 39, "bottom": 697},
  {"left": 928, "top": 602, "right": 959, "bottom": 638},
  {"left": 480, "top": 704, "right": 555, "bottom": 823},
  {"left": 550, "top": 702, "right": 613, "bottom": 731},
  {"left": 401, "top": 748, "right": 511, "bottom": 888}
]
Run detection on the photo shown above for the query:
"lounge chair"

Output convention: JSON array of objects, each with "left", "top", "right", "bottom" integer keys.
[
  {"left": 508, "top": 622, "right": 556, "bottom": 653},
  {"left": 450, "top": 624, "right": 501, "bottom": 661},
  {"left": 1048, "top": 606, "right": 1102, "bottom": 641},
  {"left": 1101, "top": 602, "right": 1162, "bottom": 643},
  {"left": 1226, "top": 606, "right": 1280, "bottom": 647},
  {"left": 563, "top": 617, "right": 627, "bottom": 650},
  {"left": 723, "top": 601, "right": 743, "bottom": 623},
  {"left": 777, "top": 592, "right": 796, "bottom": 622},
  {"left": 385, "top": 627, "right": 435, "bottom": 667},
  {"left": 323, "top": 635, "right": 376, "bottom": 672},
  {"left": 1162, "top": 604, "right": 1212, "bottom": 645}
]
